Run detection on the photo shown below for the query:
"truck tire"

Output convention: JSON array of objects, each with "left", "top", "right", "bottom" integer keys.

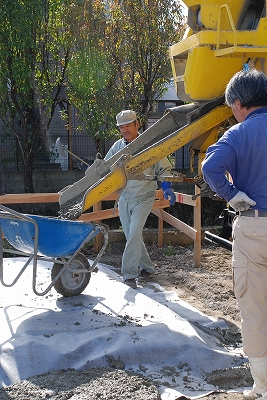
[{"left": 51, "top": 252, "right": 91, "bottom": 297}]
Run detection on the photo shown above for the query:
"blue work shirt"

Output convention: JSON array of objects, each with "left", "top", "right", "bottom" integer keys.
[{"left": 202, "top": 107, "right": 267, "bottom": 211}]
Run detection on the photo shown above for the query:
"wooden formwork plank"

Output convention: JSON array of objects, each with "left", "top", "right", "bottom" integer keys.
[{"left": 0, "top": 193, "right": 60, "bottom": 204}]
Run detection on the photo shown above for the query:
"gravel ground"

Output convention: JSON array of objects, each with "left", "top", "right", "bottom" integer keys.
[
  {"left": 0, "top": 368, "right": 161, "bottom": 399},
  {"left": 0, "top": 240, "right": 251, "bottom": 400}
]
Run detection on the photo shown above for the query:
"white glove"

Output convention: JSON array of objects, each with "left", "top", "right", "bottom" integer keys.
[{"left": 229, "top": 191, "right": 256, "bottom": 211}]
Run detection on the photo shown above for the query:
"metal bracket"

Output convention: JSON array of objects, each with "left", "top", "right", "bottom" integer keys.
[{"left": 192, "top": 176, "right": 219, "bottom": 200}]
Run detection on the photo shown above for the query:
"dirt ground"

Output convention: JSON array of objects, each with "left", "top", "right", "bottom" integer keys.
[
  {"left": 101, "top": 240, "right": 240, "bottom": 328},
  {"left": 0, "top": 239, "right": 252, "bottom": 400},
  {"left": 99, "top": 240, "right": 251, "bottom": 400}
]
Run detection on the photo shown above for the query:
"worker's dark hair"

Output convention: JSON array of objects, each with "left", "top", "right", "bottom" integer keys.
[{"left": 225, "top": 69, "right": 267, "bottom": 108}]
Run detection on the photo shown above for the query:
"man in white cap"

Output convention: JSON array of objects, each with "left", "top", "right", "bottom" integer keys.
[{"left": 105, "top": 110, "right": 175, "bottom": 289}]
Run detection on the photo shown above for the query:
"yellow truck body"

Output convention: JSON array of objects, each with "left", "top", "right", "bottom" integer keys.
[{"left": 170, "top": 0, "right": 267, "bottom": 102}]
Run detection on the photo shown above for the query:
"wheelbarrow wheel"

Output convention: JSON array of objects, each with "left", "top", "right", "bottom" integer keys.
[{"left": 51, "top": 253, "right": 91, "bottom": 297}]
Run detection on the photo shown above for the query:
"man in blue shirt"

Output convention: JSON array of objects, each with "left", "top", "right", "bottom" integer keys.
[{"left": 202, "top": 68, "right": 267, "bottom": 400}]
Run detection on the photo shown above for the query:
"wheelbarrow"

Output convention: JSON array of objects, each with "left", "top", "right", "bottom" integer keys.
[{"left": 0, "top": 204, "right": 109, "bottom": 297}]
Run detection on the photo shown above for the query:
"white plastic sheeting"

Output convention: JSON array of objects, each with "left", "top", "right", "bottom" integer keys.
[{"left": 0, "top": 258, "right": 246, "bottom": 399}]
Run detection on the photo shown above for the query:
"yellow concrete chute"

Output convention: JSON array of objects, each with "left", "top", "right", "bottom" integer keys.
[{"left": 82, "top": 103, "right": 232, "bottom": 212}]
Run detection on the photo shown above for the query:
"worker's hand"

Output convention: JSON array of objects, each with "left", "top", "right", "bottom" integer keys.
[
  {"left": 229, "top": 191, "right": 256, "bottom": 211},
  {"left": 161, "top": 182, "right": 176, "bottom": 206},
  {"left": 164, "top": 188, "right": 176, "bottom": 206}
]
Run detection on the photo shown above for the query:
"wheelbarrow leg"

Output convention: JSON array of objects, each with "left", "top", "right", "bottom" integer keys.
[{"left": 88, "top": 226, "right": 109, "bottom": 272}]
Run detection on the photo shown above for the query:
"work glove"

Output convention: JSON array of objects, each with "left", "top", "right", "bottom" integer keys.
[
  {"left": 161, "top": 181, "right": 176, "bottom": 206},
  {"left": 229, "top": 191, "right": 256, "bottom": 212}
]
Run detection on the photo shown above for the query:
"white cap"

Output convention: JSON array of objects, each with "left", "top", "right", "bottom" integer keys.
[{"left": 116, "top": 110, "right": 137, "bottom": 126}]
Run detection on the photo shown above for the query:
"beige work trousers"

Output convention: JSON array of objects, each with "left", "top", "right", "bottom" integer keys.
[{"left": 232, "top": 215, "right": 267, "bottom": 358}]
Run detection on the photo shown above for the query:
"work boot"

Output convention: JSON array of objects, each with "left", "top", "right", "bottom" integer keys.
[
  {"left": 243, "top": 388, "right": 261, "bottom": 400},
  {"left": 243, "top": 389, "right": 267, "bottom": 400},
  {"left": 124, "top": 278, "right": 137, "bottom": 289},
  {"left": 245, "top": 357, "right": 267, "bottom": 399},
  {"left": 138, "top": 269, "right": 153, "bottom": 283}
]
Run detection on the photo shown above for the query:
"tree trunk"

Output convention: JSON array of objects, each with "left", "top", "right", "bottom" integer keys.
[
  {"left": 94, "top": 138, "right": 104, "bottom": 159},
  {"left": 23, "top": 158, "right": 35, "bottom": 193},
  {"left": 0, "top": 161, "right": 5, "bottom": 195},
  {"left": 141, "top": 94, "right": 152, "bottom": 131}
]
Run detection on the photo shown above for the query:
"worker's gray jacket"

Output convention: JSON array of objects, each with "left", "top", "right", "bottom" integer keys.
[{"left": 105, "top": 137, "right": 172, "bottom": 200}]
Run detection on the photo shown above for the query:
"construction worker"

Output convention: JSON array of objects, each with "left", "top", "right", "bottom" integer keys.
[
  {"left": 105, "top": 110, "right": 175, "bottom": 289},
  {"left": 202, "top": 68, "right": 267, "bottom": 400}
]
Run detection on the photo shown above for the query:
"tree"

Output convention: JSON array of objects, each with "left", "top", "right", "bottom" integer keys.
[
  {"left": 107, "top": 0, "right": 185, "bottom": 128},
  {"left": 0, "top": 0, "right": 76, "bottom": 192},
  {"left": 65, "top": 0, "right": 122, "bottom": 157},
  {"left": 66, "top": 0, "right": 185, "bottom": 157},
  {"left": 0, "top": 0, "right": 185, "bottom": 191}
]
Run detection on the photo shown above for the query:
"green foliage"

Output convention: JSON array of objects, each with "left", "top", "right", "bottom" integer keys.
[
  {"left": 118, "top": 225, "right": 126, "bottom": 237},
  {"left": 66, "top": 0, "right": 186, "bottom": 153},
  {"left": 167, "top": 154, "right": 175, "bottom": 166},
  {"left": 65, "top": 0, "right": 123, "bottom": 155},
  {"left": 67, "top": 47, "right": 120, "bottom": 154},
  {"left": 0, "top": 0, "right": 186, "bottom": 189},
  {"left": 163, "top": 242, "right": 176, "bottom": 256},
  {"left": 105, "top": 0, "right": 185, "bottom": 125},
  {"left": 0, "top": 0, "right": 77, "bottom": 191}
]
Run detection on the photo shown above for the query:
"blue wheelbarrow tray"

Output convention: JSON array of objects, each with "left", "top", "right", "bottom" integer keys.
[
  {"left": 1, "top": 214, "right": 100, "bottom": 258},
  {"left": 0, "top": 205, "right": 109, "bottom": 296}
]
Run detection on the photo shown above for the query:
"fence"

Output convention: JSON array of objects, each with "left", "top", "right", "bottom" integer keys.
[
  {"left": 0, "top": 128, "right": 116, "bottom": 173},
  {"left": 0, "top": 188, "right": 202, "bottom": 267}
]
